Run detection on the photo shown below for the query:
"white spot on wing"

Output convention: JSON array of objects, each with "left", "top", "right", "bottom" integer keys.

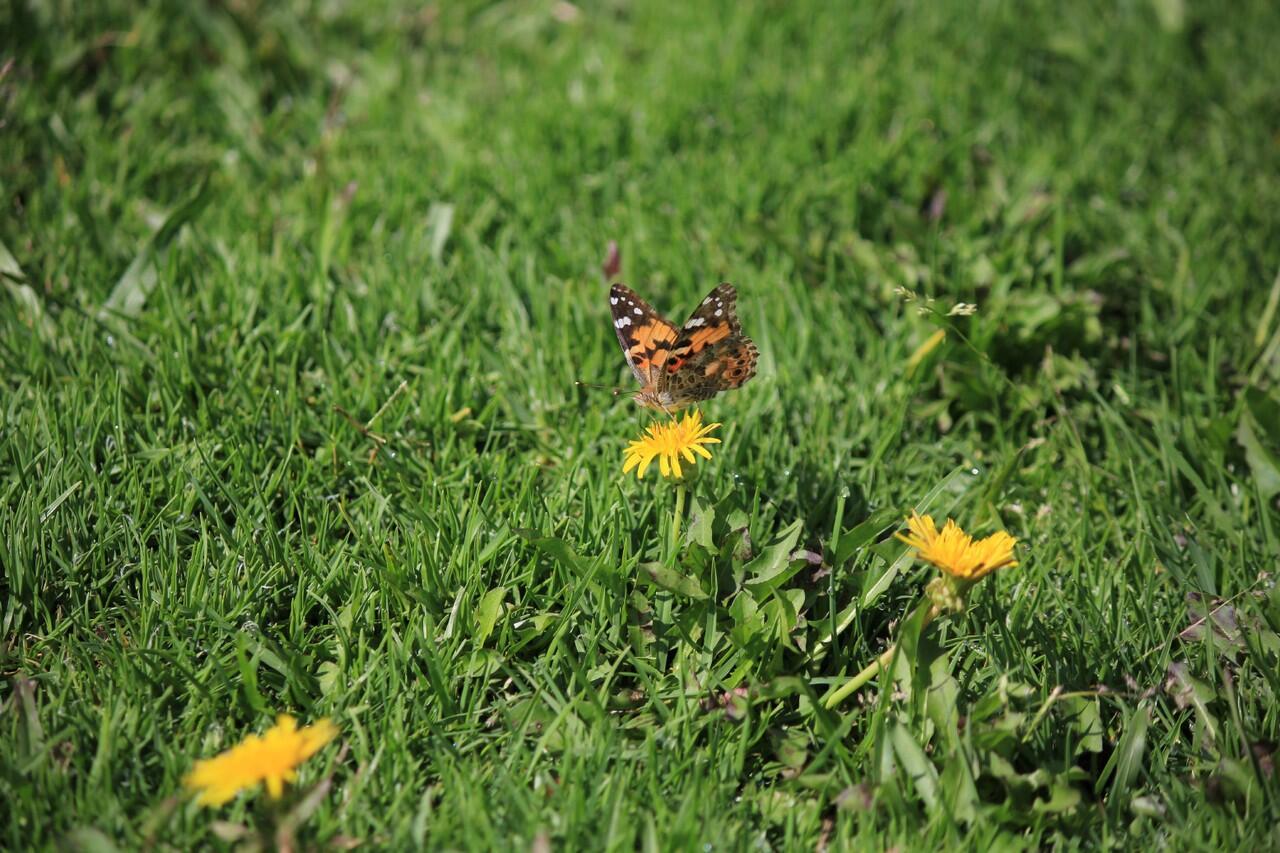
[
  {"left": 714, "top": 309, "right": 723, "bottom": 316},
  {"left": 615, "top": 316, "right": 632, "bottom": 328},
  {"left": 686, "top": 317, "right": 706, "bottom": 327},
  {"left": 610, "top": 297, "right": 619, "bottom": 305},
  {"left": 634, "top": 307, "right": 643, "bottom": 315}
]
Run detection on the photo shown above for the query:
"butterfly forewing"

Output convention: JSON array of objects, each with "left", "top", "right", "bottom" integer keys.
[
  {"left": 695, "top": 283, "right": 743, "bottom": 334},
  {"left": 661, "top": 283, "right": 743, "bottom": 377},
  {"left": 609, "top": 283, "right": 680, "bottom": 385}
]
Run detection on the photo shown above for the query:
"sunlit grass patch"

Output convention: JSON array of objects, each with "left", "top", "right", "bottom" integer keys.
[{"left": 3, "top": 0, "right": 1280, "bottom": 849}]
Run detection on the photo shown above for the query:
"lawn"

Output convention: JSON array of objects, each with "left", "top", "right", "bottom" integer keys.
[{"left": 4, "top": 0, "right": 1280, "bottom": 848}]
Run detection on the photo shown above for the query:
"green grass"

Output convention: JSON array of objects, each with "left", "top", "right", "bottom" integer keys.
[{"left": 4, "top": 0, "right": 1280, "bottom": 848}]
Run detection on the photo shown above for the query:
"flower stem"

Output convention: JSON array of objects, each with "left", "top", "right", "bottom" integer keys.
[
  {"left": 824, "top": 644, "right": 898, "bottom": 709},
  {"left": 670, "top": 482, "right": 686, "bottom": 563},
  {"left": 823, "top": 602, "right": 942, "bottom": 710}
]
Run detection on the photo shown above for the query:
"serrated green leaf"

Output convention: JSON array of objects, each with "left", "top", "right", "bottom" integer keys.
[
  {"left": 1033, "top": 778, "right": 1082, "bottom": 814},
  {"left": 744, "top": 520, "right": 803, "bottom": 591},
  {"left": 1164, "top": 662, "right": 1219, "bottom": 745},
  {"left": 729, "top": 592, "right": 764, "bottom": 645},
  {"left": 686, "top": 497, "right": 716, "bottom": 550},
  {"left": 922, "top": 640, "right": 961, "bottom": 746},
  {"left": 889, "top": 599, "right": 934, "bottom": 691},
  {"left": 317, "top": 661, "right": 341, "bottom": 697},
  {"left": 888, "top": 719, "right": 938, "bottom": 809},
  {"left": 640, "top": 562, "right": 708, "bottom": 599},
  {"left": 938, "top": 752, "right": 979, "bottom": 822},
  {"left": 1064, "top": 695, "right": 1103, "bottom": 753},
  {"left": 766, "top": 587, "right": 807, "bottom": 639},
  {"left": 516, "top": 529, "right": 592, "bottom": 574}
]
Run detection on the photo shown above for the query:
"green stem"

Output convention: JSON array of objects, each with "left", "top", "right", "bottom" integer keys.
[
  {"left": 823, "top": 645, "right": 898, "bottom": 709},
  {"left": 823, "top": 602, "right": 942, "bottom": 709},
  {"left": 670, "top": 482, "right": 686, "bottom": 563}
]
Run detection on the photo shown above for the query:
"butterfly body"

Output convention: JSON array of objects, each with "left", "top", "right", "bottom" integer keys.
[{"left": 610, "top": 283, "right": 758, "bottom": 412}]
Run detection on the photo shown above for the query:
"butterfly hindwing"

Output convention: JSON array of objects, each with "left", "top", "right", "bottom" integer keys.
[{"left": 664, "top": 335, "right": 759, "bottom": 404}]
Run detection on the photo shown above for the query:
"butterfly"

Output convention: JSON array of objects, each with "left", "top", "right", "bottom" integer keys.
[{"left": 609, "top": 282, "right": 758, "bottom": 412}]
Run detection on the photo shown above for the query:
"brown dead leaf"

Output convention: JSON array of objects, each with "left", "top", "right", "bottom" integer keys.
[{"left": 601, "top": 240, "right": 620, "bottom": 280}]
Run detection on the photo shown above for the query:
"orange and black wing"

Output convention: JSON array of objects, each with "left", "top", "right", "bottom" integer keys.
[
  {"left": 609, "top": 283, "right": 681, "bottom": 387},
  {"left": 664, "top": 336, "right": 759, "bottom": 403},
  {"left": 662, "top": 283, "right": 758, "bottom": 402}
]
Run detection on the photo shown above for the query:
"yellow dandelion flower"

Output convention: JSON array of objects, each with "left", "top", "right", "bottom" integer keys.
[
  {"left": 896, "top": 512, "right": 1018, "bottom": 581},
  {"left": 185, "top": 715, "right": 338, "bottom": 807},
  {"left": 622, "top": 409, "right": 721, "bottom": 480}
]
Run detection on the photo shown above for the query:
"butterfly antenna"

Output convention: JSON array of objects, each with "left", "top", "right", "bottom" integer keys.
[{"left": 574, "top": 380, "right": 625, "bottom": 397}]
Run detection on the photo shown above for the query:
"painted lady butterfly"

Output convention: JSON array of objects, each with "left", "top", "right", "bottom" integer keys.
[{"left": 610, "top": 282, "right": 758, "bottom": 412}]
